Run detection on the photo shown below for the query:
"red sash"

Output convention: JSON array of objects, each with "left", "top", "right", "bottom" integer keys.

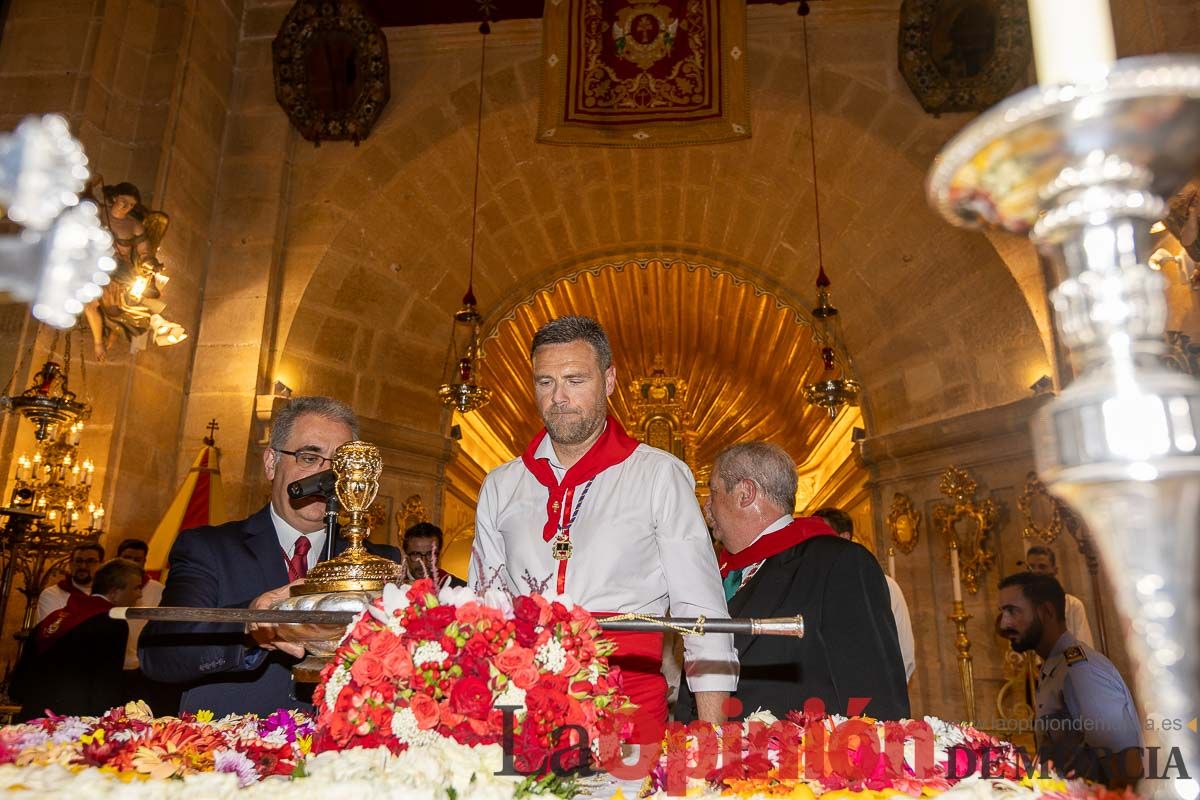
[
  {"left": 603, "top": 628, "right": 666, "bottom": 744},
  {"left": 521, "top": 416, "right": 639, "bottom": 592},
  {"left": 34, "top": 593, "right": 113, "bottom": 654},
  {"left": 717, "top": 517, "right": 837, "bottom": 577}
]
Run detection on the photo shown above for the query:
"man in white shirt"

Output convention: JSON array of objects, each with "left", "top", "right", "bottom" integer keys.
[
  {"left": 36, "top": 543, "right": 103, "bottom": 622},
  {"left": 112, "top": 539, "right": 164, "bottom": 670},
  {"left": 1023, "top": 545, "right": 1095, "bottom": 648},
  {"left": 140, "top": 396, "right": 402, "bottom": 715},
  {"left": 814, "top": 507, "right": 916, "bottom": 682},
  {"left": 469, "top": 316, "right": 737, "bottom": 733}
]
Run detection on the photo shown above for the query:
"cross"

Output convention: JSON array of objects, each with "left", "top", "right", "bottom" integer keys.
[{"left": 204, "top": 418, "right": 219, "bottom": 445}]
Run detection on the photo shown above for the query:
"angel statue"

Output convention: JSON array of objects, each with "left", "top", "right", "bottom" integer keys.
[{"left": 81, "top": 178, "right": 187, "bottom": 360}]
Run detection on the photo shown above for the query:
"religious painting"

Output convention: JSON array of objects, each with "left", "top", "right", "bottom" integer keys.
[
  {"left": 899, "top": 0, "right": 1031, "bottom": 115},
  {"left": 538, "top": 0, "right": 750, "bottom": 147}
]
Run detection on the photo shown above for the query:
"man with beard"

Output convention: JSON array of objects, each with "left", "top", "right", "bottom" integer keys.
[
  {"left": 36, "top": 543, "right": 104, "bottom": 622},
  {"left": 997, "top": 572, "right": 1142, "bottom": 786},
  {"left": 140, "top": 396, "right": 402, "bottom": 716},
  {"left": 469, "top": 316, "right": 737, "bottom": 737}
]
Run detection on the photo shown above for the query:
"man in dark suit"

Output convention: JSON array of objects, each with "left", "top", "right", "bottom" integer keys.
[
  {"left": 12, "top": 558, "right": 144, "bottom": 720},
  {"left": 140, "top": 396, "right": 402, "bottom": 717},
  {"left": 402, "top": 522, "right": 467, "bottom": 588},
  {"left": 677, "top": 441, "right": 909, "bottom": 722}
]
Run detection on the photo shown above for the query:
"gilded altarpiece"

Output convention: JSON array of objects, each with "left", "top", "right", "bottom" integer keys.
[{"left": 628, "top": 356, "right": 696, "bottom": 473}]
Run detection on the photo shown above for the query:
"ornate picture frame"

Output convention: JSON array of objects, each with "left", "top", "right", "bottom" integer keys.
[
  {"left": 886, "top": 492, "right": 922, "bottom": 555},
  {"left": 931, "top": 465, "right": 999, "bottom": 594}
]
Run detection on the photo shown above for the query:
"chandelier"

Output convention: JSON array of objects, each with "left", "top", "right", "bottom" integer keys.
[
  {"left": 797, "top": 9, "right": 860, "bottom": 419},
  {"left": 2, "top": 330, "right": 104, "bottom": 534},
  {"left": 437, "top": 16, "right": 493, "bottom": 415}
]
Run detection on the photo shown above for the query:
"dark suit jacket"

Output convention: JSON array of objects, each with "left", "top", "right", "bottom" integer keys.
[
  {"left": 139, "top": 505, "right": 402, "bottom": 717},
  {"left": 677, "top": 536, "right": 909, "bottom": 722},
  {"left": 11, "top": 613, "right": 129, "bottom": 721}
]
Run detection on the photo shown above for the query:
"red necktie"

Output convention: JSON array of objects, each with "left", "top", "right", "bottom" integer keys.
[{"left": 286, "top": 536, "right": 311, "bottom": 581}]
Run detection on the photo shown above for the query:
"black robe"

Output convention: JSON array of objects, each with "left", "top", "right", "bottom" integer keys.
[
  {"left": 11, "top": 613, "right": 129, "bottom": 721},
  {"left": 677, "top": 536, "right": 909, "bottom": 722}
]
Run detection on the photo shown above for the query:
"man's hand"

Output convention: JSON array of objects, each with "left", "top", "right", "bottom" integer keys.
[
  {"left": 695, "top": 691, "right": 730, "bottom": 724},
  {"left": 247, "top": 581, "right": 306, "bottom": 659}
]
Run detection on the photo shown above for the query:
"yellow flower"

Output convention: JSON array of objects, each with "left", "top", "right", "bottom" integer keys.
[
  {"left": 123, "top": 700, "right": 155, "bottom": 722},
  {"left": 195, "top": 709, "right": 214, "bottom": 724},
  {"left": 787, "top": 785, "right": 817, "bottom": 800},
  {"left": 80, "top": 729, "right": 105, "bottom": 746},
  {"left": 131, "top": 747, "right": 186, "bottom": 781},
  {"left": 297, "top": 734, "right": 313, "bottom": 756}
]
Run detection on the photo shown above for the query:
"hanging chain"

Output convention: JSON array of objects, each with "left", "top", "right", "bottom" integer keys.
[
  {"left": 801, "top": 16, "right": 825, "bottom": 272},
  {"left": 465, "top": 29, "right": 489, "bottom": 292}
]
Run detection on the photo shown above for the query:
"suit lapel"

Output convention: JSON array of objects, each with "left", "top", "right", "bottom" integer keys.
[
  {"left": 728, "top": 543, "right": 804, "bottom": 658},
  {"left": 243, "top": 506, "right": 289, "bottom": 587}
]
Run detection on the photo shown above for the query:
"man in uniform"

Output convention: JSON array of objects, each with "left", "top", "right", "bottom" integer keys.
[
  {"left": 998, "top": 572, "right": 1142, "bottom": 786},
  {"left": 1023, "top": 545, "right": 1094, "bottom": 648},
  {"left": 469, "top": 315, "right": 737, "bottom": 735}
]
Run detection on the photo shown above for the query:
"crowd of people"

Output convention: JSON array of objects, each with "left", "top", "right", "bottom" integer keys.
[{"left": 7, "top": 315, "right": 1145, "bottom": 788}]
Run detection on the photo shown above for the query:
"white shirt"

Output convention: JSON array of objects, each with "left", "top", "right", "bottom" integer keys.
[
  {"left": 470, "top": 439, "right": 738, "bottom": 694},
  {"left": 1065, "top": 592, "right": 1094, "bottom": 649},
  {"left": 269, "top": 503, "right": 327, "bottom": 571},
  {"left": 737, "top": 515, "right": 794, "bottom": 590},
  {"left": 36, "top": 580, "right": 91, "bottom": 623},
  {"left": 885, "top": 575, "right": 916, "bottom": 681},
  {"left": 124, "top": 578, "right": 164, "bottom": 670}
]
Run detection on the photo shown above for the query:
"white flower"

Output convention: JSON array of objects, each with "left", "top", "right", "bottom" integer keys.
[
  {"left": 383, "top": 582, "right": 411, "bottom": 615},
  {"left": 412, "top": 641, "right": 449, "bottom": 666},
  {"left": 743, "top": 708, "right": 778, "bottom": 731},
  {"left": 535, "top": 637, "right": 567, "bottom": 673},
  {"left": 390, "top": 707, "right": 439, "bottom": 747},
  {"left": 494, "top": 683, "right": 526, "bottom": 709},
  {"left": 481, "top": 588, "right": 514, "bottom": 619},
  {"left": 324, "top": 664, "right": 351, "bottom": 712},
  {"left": 541, "top": 590, "right": 574, "bottom": 610},
  {"left": 438, "top": 585, "right": 478, "bottom": 607}
]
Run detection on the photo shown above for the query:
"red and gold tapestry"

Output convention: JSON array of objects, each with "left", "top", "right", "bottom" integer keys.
[{"left": 537, "top": 0, "right": 750, "bottom": 148}]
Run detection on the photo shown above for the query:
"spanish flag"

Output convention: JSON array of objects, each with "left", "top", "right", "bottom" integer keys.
[{"left": 146, "top": 441, "right": 227, "bottom": 573}]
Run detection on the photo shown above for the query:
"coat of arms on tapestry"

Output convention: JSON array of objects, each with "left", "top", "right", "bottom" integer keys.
[{"left": 538, "top": 0, "right": 750, "bottom": 148}]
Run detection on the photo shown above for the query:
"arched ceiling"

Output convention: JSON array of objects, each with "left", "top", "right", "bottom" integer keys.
[{"left": 473, "top": 259, "right": 847, "bottom": 471}]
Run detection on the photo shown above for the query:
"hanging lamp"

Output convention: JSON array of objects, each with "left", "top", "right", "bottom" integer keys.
[
  {"left": 798, "top": 9, "right": 860, "bottom": 419},
  {"left": 437, "top": 15, "right": 493, "bottom": 414}
]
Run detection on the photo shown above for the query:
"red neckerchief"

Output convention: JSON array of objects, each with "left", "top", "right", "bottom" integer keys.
[
  {"left": 718, "top": 517, "right": 838, "bottom": 577},
  {"left": 55, "top": 577, "right": 90, "bottom": 598},
  {"left": 521, "top": 414, "right": 640, "bottom": 543},
  {"left": 34, "top": 592, "right": 114, "bottom": 654}
]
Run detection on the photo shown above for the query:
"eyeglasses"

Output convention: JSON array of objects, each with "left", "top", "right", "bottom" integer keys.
[{"left": 275, "top": 448, "right": 333, "bottom": 469}]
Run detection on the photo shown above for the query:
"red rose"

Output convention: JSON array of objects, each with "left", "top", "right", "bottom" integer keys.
[
  {"left": 449, "top": 676, "right": 493, "bottom": 719},
  {"left": 515, "top": 620, "right": 538, "bottom": 647},
  {"left": 459, "top": 655, "right": 489, "bottom": 679},
  {"left": 493, "top": 646, "right": 534, "bottom": 676},
  {"left": 539, "top": 674, "right": 568, "bottom": 694},
  {"left": 527, "top": 684, "right": 570, "bottom": 718},
  {"left": 465, "top": 634, "right": 491, "bottom": 659},
  {"left": 379, "top": 643, "right": 413, "bottom": 679},
  {"left": 456, "top": 601, "right": 483, "bottom": 624},
  {"left": 408, "top": 692, "right": 440, "bottom": 729},
  {"left": 512, "top": 595, "right": 540, "bottom": 624},
  {"left": 511, "top": 665, "right": 540, "bottom": 689},
  {"left": 350, "top": 651, "right": 386, "bottom": 686},
  {"left": 408, "top": 605, "right": 457, "bottom": 639},
  {"left": 407, "top": 579, "right": 436, "bottom": 603}
]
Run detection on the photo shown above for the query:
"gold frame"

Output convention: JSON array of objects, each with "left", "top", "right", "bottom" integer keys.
[
  {"left": 886, "top": 492, "right": 922, "bottom": 555},
  {"left": 932, "top": 465, "right": 999, "bottom": 595},
  {"left": 1016, "top": 470, "right": 1074, "bottom": 545}
]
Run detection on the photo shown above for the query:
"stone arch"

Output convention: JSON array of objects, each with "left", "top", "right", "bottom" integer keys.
[{"left": 275, "top": 10, "right": 1049, "bottom": 439}]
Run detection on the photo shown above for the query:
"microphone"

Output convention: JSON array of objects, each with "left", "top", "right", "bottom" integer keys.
[{"left": 287, "top": 469, "right": 335, "bottom": 500}]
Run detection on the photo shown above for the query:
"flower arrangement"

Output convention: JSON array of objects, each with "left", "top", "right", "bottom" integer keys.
[
  {"left": 642, "top": 710, "right": 1104, "bottom": 798},
  {"left": 311, "top": 579, "right": 633, "bottom": 774},
  {"left": 0, "top": 701, "right": 311, "bottom": 786}
]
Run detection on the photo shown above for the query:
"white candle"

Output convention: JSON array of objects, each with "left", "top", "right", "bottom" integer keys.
[
  {"left": 1028, "top": 0, "right": 1116, "bottom": 86},
  {"left": 950, "top": 544, "right": 963, "bottom": 604},
  {"left": 887, "top": 547, "right": 896, "bottom": 579}
]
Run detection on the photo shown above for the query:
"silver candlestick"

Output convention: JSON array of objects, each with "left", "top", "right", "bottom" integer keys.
[{"left": 928, "top": 56, "right": 1200, "bottom": 799}]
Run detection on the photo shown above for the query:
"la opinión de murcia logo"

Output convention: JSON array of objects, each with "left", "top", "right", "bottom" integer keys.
[{"left": 494, "top": 699, "right": 1193, "bottom": 793}]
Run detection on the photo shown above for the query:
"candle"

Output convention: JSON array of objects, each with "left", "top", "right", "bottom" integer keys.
[
  {"left": 69, "top": 423, "right": 82, "bottom": 446},
  {"left": 1028, "top": 0, "right": 1116, "bottom": 86},
  {"left": 84, "top": 460, "right": 94, "bottom": 485},
  {"left": 950, "top": 543, "right": 963, "bottom": 603},
  {"left": 887, "top": 547, "right": 896, "bottom": 579}
]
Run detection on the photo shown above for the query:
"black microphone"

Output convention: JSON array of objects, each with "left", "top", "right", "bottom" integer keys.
[{"left": 287, "top": 469, "right": 335, "bottom": 500}]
